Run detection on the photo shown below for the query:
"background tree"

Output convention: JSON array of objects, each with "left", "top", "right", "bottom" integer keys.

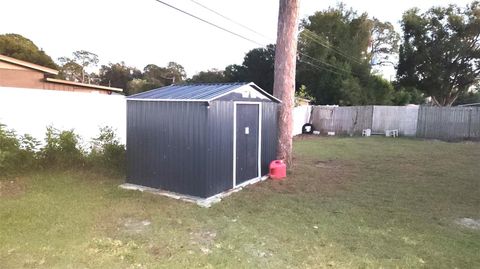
[
  {"left": 188, "top": 69, "right": 227, "bottom": 83},
  {"left": 126, "top": 62, "right": 186, "bottom": 95},
  {"left": 57, "top": 58, "right": 83, "bottom": 82},
  {"left": 397, "top": 2, "right": 480, "bottom": 106},
  {"left": 58, "top": 50, "right": 99, "bottom": 83},
  {"left": 297, "top": 4, "right": 399, "bottom": 105},
  {"left": 368, "top": 19, "right": 400, "bottom": 66},
  {"left": 453, "top": 87, "right": 480, "bottom": 105},
  {"left": 73, "top": 50, "right": 99, "bottom": 83},
  {"left": 0, "top": 33, "right": 57, "bottom": 69},
  {"left": 98, "top": 62, "right": 142, "bottom": 94},
  {"left": 165, "top": 62, "right": 187, "bottom": 83},
  {"left": 241, "top": 44, "right": 276, "bottom": 93},
  {"left": 224, "top": 64, "right": 246, "bottom": 82}
]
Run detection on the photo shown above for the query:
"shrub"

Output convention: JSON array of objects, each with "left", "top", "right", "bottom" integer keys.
[
  {"left": 1, "top": 124, "right": 126, "bottom": 176},
  {"left": 88, "top": 126, "right": 126, "bottom": 174},
  {"left": 0, "top": 124, "right": 39, "bottom": 176},
  {"left": 40, "top": 126, "right": 85, "bottom": 169},
  {"left": 0, "top": 124, "right": 20, "bottom": 176}
]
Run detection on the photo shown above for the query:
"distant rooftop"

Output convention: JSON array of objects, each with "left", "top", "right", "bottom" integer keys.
[
  {"left": 0, "top": 54, "right": 58, "bottom": 75},
  {"left": 0, "top": 54, "right": 123, "bottom": 93}
]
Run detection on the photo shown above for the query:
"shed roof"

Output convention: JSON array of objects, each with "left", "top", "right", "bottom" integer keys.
[{"left": 127, "top": 82, "right": 280, "bottom": 102}]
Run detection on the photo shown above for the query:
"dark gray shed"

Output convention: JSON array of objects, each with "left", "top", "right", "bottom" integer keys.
[{"left": 126, "top": 82, "right": 280, "bottom": 199}]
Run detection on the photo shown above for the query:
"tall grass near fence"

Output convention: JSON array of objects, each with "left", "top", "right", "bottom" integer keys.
[{"left": 0, "top": 123, "right": 125, "bottom": 177}]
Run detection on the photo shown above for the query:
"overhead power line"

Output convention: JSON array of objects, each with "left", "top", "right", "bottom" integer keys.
[
  {"left": 299, "top": 52, "right": 355, "bottom": 75},
  {"left": 299, "top": 59, "right": 346, "bottom": 76},
  {"left": 188, "top": 0, "right": 271, "bottom": 41},
  {"left": 153, "top": 0, "right": 263, "bottom": 46},
  {"left": 152, "top": 0, "right": 352, "bottom": 77},
  {"left": 300, "top": 29, "right": 364, "bottom": 65}
]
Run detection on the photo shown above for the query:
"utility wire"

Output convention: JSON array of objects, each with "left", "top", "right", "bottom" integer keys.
[
  {"left": 152, "top": 0, "right": 351, "bottom": 77},
  {"left": 301, "top": 29, "right": 364, "bottom": 65},
  {"left": 153, "top": 0, "right": 264, "bottom": 46},
  {"left": 299, "top": 52, "right": 355, "bottom": 75},
  {"left": 188, "top": 0, "right": 271, "bottom": 41},
  {"left": 190, "top": 0, "right": 367, "bottom": 69},
  {"left": 299, "top": 59, "right": 346, "bottom": 76}
]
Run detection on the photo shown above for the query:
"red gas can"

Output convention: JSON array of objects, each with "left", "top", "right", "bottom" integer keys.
[{"left": 269, "top": 160, "right": 287, "bottom": 180}]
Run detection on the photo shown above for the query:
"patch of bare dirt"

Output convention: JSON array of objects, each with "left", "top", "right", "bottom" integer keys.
[
  {"left": 147, "top": 243, "right": 173, "bottom": 259},
  {"left": 257, "top": 159, "right": 357, "bottom": 195},
  {"left": 119, "top": 217, "right": 152, "bottom": 234},
  {"left": 0, "top": 178, "right": 26, "bottom": 198},
  {"left": 455, "top": 218, "right": 480, "bottom": 230},
  {"left": 189, "top": 229, "right": 217, "bottom": 254},
  {"left": 293, "top": 134, "right": 324, "bottom": 141},
  {"left": 314, "top": 159, "right": 342, "bottom": 169}
]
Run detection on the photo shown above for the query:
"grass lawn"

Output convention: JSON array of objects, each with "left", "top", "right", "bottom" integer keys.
[{"left": 1, "top": 137, "right": 479, "bottom": 268}]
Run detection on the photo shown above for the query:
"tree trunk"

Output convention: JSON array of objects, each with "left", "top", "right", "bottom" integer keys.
[{"left": 273, "top": 0, "right": 300, "bottom": 167}]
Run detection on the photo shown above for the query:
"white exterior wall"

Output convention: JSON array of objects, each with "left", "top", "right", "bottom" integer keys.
[
  {"left": 0, "top": 87, "right": 126, "bottom": 145},
  {"left": 292, "top": 105, "right": 312, "bottom": 136}
]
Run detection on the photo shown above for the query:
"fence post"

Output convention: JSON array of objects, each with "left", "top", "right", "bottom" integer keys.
[
  {"left": 468, "top": 108, "right": 472, "bottom": 139},
  {"left": 371, "top": 105, "right": 375, "bottom": 133}
]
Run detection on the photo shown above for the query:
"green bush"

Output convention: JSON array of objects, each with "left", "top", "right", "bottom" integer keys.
[
  {"left": 40, "top": 126, "right": 85, "bottom": 169},
  {"left": 1, "top": 124, "right": 126, "bottom": 176},
  {"left": 88, "top": 126, "right": 126, "bottom": 174},
  {"left": 0, "top": 124, "right": 39, "bottom": 176}
]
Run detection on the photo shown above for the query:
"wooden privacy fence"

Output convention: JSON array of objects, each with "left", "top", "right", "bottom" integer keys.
[
  {"left": 308, "top": 105, "right": 480, "bottom": 140},
  {"left": 416, "top": 106, "right": 480, "bottom": 140},
  {"left": 311, "top": 106, "right": 373, "bottom": 135},
  {"left": 310, "top": 106, "right": 419, "bottom": 136}
]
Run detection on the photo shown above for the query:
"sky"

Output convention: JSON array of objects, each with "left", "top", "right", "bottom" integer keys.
[{"left": 0, "top": 0, "right": 474, "bottom": 78}]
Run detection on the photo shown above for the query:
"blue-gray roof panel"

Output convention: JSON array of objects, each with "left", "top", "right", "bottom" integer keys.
[{"left": 128, "top": 83, "right": 250, "bottom": 101}]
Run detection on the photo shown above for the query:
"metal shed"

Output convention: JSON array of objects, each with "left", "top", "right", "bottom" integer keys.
[{"left": 126, "top": 82, "right": 280, "bottom": 200}]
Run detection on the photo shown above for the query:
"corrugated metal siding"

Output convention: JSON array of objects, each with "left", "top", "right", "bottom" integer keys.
[
  {"left": 416, "top": 106, "right": 480, "bottom": 140},
  {"left": 261, "top": 102, "right": 279, "bottom": 176},
  {"left": 127, "top": 98, "right": 279, "bottom": 198},
  {"left": 204, "top": 101, "right": 235, "bottom": 197},
  {"left": 126, "top": 100, "right": 208, "bottom": 197},
  {"left": 203, "top": 101, "right": 279, "bottom": 197}
]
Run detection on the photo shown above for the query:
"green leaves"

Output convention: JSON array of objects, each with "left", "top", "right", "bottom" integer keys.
[
  {"left": 297, "top": 4, "right": 399, "bottom": 105},
  {"left": 0, "top": 34, "right": 57, "bottom": 69},
  {"left": 397, "top": 2, "right": 480, "bottom": 106}
]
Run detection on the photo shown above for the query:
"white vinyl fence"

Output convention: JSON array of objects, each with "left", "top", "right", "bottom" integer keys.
[
  {"left": 292, "top": 105, "right": 312, "bottom": 136},
  {"left": 0, "top": 87, "right": 126, "bottom": 145}
]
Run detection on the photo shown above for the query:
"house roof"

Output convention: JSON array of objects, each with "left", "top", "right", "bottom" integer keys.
[
  {"left": 0, "top": 54, "right": 59, "bottom": 75},
  {"left": 45, "top": 78, "right": 123, "bottom": 92},
  {"left": 0, "top": 54, "right": 123, "bottom": 93},
  {"left": 127, "top": 82, "right": 280, "bottom": 102}
]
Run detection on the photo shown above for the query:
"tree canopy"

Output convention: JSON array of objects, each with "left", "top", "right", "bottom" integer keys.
[
  {"left": 0, "top": 33, "right": 57, "bottom": 69},
  {"left": 296, "top": 4, "right": 400, "bottom": 105},
  {"left": 99, "top": 62, "right": 142, "bottom": 92},
  {"left": 188, "top": 45, "right": 276, "bottom": 94},
  {"left": 124, "top": 62, "right": 186, "bottom": 95},
  {"left": 397, "top": 2, "right": 480, "bottom": 106},
  {"left": 188, "top": 69, "right": 227, "bottom": 83},
  {"left": 58, "top": 50, "right": 99, "bottom": 83}
]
